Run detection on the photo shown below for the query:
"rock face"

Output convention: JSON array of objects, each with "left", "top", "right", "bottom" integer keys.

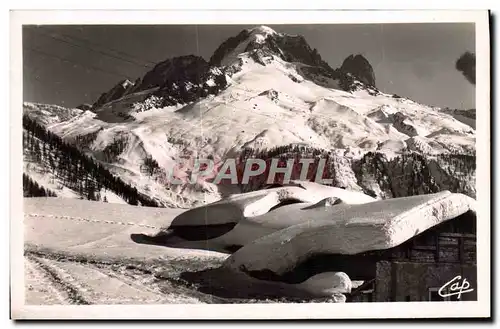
[
  {"left": 209, "top": 29, "right": 252, "bottom": 66},
  {"left": 75, "top": 103, "right": 93, "bottom": 112},
  {"left": 93, "top": 79, "right": 136, "bottom": 108},
  {"left": 93, "top": 55, "right": 228, "bottom": 109},
  {"left": 340, "top": 54, "right": 376, "bottom": 87},
  {"left": 137, "top": 55, "right": 208, "bottom": 91},
  {"left": 210, "top": 26, "right": 330, "bottom": 69}
]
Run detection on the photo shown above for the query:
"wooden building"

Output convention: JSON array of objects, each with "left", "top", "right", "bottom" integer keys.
[{"left": 347, "top": 210, "right": 477, "bottom": 302}]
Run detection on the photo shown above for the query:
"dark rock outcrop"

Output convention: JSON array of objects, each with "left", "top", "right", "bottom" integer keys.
[
  {"left": 250, "top": 34, "right": 330, "bottom": 69},
  {"left": 76, "top": 103, "right": 93, "bottom": 112},
  {"left": 138, "top": 55, "right": 208, "bottom": 91},
  {"left": 210, "top": 30, "right": 251, "bottom": 66},
  {"left": 93, "top": 79, "right": 136, "bottom": 108},
  {"left": 339, "top": 54, "right": 376, "bottom": 88},
  {"left": 144, "top": 56, "right": 227, "bottom": 106},
  {"left": 93, "top": 55, "right": 228, "bottom": 109}
]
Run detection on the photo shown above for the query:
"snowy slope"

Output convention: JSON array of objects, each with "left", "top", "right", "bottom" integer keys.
[
  {"left": 23, "top": 102, "right": 84, "bottom": 126},
  {"left": 23, "top": 127, "right": 128, "bottom": 204}
]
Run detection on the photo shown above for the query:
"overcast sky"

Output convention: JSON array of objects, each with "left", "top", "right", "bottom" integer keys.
[{"left": 23, "top": 23, "right": 475, "bottom": 110}]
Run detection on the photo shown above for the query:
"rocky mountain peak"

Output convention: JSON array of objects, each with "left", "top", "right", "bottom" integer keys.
[
  {"left": 138, "top": 55, "right": 208, "bottom": 91},
  {"left": 210, "top": 26, "right": 331, "bottom": 70},
  {"left": 93, "top": 28, "right": 385, "bottom": 111},
  {"left": 339, "top": 54, "right": 376, "bottom": 88},
  {"left": 246, "top": 25, "right": 278, "bottom": 38},
  {"left": 92, "top": 55, "right": 226, "bottom": 109}
]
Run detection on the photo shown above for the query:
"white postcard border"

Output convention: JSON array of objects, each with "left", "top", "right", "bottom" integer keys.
[{"left": 10, "top": 9, "right": 491, "bottom": 319}]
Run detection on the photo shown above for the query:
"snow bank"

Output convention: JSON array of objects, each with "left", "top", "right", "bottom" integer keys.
[{"left": 224, "top": 191, "right": 476, "bottom": 275}]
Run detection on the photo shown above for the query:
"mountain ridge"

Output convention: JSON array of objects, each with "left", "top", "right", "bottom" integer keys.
[
  {"left": 23, "top": 25, "right": 476, "bottom": 208},
  {"left": 92, "top": 26, "right": 380, "bottom": 110}
]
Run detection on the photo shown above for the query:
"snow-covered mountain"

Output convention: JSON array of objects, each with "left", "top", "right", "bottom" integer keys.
[{"left": 23, "top": 25, "right": 476, "bottom": 208}]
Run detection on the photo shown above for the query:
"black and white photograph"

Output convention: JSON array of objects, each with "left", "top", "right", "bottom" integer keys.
[{"left": 10, "top": 9, "right": 491, "bottom": 319}]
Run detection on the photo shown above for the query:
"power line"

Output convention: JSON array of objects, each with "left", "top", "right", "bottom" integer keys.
[
  {"left": 42, "top": 29, "right": 158, "bottom": 66},
  {"left": 35, "top": 30, "right": 154, "bottom": 70},
  {"left": 25, "top": 47, "right": 132, "bottom": 80}
]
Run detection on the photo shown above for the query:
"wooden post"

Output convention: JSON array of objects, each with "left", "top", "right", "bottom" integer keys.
[
  {"left": 435, "top": 233, "right": 440, "bottom": 263},
  {"left": 459, "top": 236, "right": 464, "bottom": 263},
  {"left": 390, "top": 261, "right": 398, "bottom": 301}
]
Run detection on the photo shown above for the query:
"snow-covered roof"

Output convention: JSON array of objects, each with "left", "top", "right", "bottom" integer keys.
[
  {"left": 224, "top": 191, "right": 476, "bottom": 275},
  {"left": 166, "top": 180, "right": 376, "bottom": 228}
]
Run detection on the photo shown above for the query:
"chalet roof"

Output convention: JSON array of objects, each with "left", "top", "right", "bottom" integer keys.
[{"left": 224, "top": 190, "right": 476, "bottom": 275}]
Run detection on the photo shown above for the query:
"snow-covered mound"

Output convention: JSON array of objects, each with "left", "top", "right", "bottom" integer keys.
[
  {"left": 224, "top": 191, "right": 476, "bottom": 275},
  {"left": 297, "top": 272, "right": 352, "bottom": 296}
]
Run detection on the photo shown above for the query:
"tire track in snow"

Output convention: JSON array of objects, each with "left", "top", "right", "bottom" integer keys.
[
  {"left": 25, "top": 257, "right": 69, "bottom": 305},
  {"left": 24, "top": 250, "right": 213, "bottom": 304},
  {"left": 87, "top": 264, "right": 164, "bottom": 297},
  {"left": 25, "top": 250, "right": 307, "bottom": 304},
  {"left": 89, "top": 264, "right": 212, "bottom": 304},
  {"left": 26, "top": 255, "right": 91, "bottom": 305}
]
